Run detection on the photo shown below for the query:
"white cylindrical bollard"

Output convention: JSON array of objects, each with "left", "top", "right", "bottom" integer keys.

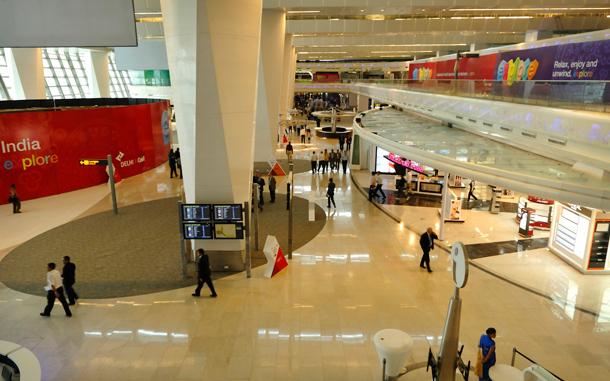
[{"left": 374, "top": 329, "right": 413, "bottom": 380}]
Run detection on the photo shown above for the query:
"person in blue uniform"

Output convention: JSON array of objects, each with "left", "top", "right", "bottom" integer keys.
[{"left": 479, "top": 327, "right": 496, "bottom": 381}]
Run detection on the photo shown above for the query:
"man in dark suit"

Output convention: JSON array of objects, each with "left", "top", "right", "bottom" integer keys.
[
  {"left": 419, "top": 227, "right": 438, "bottom": 273},
  {"left": 192, "top": 249, "right": 217, "bottom": 297},
  {"left": 62, "top": 256, "right": 79, "bottom": 305}
]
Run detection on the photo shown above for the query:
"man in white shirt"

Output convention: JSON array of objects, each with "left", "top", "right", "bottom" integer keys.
[
  {"left": 341, "top": 151, "right": 349, "bottom": 174},
  {"left": 375, "top": 172, "right": 386, "bottom": 199},
  {"left": 41, "top": 262, "right": 72, "bottom": 317},
  {"left": 310, "top": 152, "right": 318, "bottom": 173}
]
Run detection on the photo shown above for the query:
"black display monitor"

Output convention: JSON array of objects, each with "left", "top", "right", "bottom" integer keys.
[
  {"left": 182, "top": 204, "right": 212, "bottom": 221},
  {"left": 213, "top": 204, "right": 243, "bottom": 221},
  {"left": 213, "top": 223, "right": 244, "bottom": 239},
  {"left": 183, "top": 223, "right": 213, "bottom": 239}
]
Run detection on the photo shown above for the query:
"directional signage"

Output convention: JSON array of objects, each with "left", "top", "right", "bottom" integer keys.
[{"left": 79, "top": 159, "right": 108, "bottom": 166}]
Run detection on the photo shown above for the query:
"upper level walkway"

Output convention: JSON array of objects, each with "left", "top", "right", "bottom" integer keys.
[
  {"left": 353, "top": 108, "right": 610, "bottom": 210},
  {"left": 295, "top": 79, "right": 610, "bottom": 114}
]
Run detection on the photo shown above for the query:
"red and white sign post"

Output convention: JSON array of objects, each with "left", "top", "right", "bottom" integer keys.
[{"left": 263, "top": 235, "right": 288, "bottom": 278}]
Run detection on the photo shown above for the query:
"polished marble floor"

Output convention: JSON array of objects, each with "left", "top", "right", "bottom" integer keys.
[{"left": 1, "top": 125, "right": 610, "bottom": 380}]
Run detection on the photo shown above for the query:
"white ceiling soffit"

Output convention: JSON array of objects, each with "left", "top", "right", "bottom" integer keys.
[{"left": 134, "top": 0, "right": 610, "bottom": 60}]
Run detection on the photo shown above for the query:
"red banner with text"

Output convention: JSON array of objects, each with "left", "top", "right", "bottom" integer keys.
[{"left": 0, "top": 101, "right": 171, "bottom": 204}]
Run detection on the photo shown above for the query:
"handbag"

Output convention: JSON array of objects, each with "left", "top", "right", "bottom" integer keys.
[
  {"left": 474, "top": 347, "right": 483, "bottom": 378},
  {"left": 8, "top": 196, "right": 14, "bottom": 203}
]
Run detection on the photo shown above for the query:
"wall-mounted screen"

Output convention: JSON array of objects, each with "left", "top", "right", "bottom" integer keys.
[
  {"left": 214, "top": 223, "right": 244, "bottom": 239},
  {"left": 0, "top": 0, "right": 137, "bottom": 47},
  {"left": 182, "top": 204, "right": 212, "bottom": 221},
  {"left": 213, "top": 204, "right": 243, "bottom": 221},
  {"left": 183, "top": 223, "right": 213, "bottom": 239}
]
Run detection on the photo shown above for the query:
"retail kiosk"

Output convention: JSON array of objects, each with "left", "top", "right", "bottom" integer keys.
[{"left": 548, "top": 202, "right": 610, "bottom": 274}]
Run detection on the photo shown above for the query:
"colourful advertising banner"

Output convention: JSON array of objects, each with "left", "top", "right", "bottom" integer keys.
[
  {"left": 0, "top": 101, "right": 171, "bottom": 204},
  {"left": 313, "top": 72, "right": 340, "bottom": 83},
  {"left": 436, "top": 54, "right": 498, "bottom": 80},
  {"left": 493, "top": 39, "right": 610, "bottom": 83},
  {"left": 410, "top": 62, "right": 436, "bottom": 81}
]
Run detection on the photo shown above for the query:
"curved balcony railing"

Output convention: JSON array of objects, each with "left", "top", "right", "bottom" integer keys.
[{"left": 351, "top": 79, "right": 610, "bottom": 113}]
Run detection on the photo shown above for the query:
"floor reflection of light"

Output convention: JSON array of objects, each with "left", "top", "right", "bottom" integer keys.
[
  {"left": 110, "top": 330, "right": 132, "bottom": 336},
  {"left": 350, "top": 254, "right": 370, "bottom": 262},
  {"left": 597, "top": 289, "right": 610, "bottom": 325},
  {"left": 326, "top": 254, "right": 348, "bottom": 263},
  {"left": 153, "top": 300, "right": 185, "bottom": 304},
  {"left": 400, "top": 254, "right": 416, "bottom": 261},
  {"left": 85, "top": 331, "right": 103, "bottom": 336},
  {"left": 138, "top": 329, "right": 168, "bottom": 337},
  {"left": 258, "top": 329, "right": 363, "bottom": 341},
  {"left": 77, "top": 302, "right": 115, "bottom": 307}
]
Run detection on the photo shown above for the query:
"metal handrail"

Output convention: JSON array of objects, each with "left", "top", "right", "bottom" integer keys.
[{"left": 511, "top": 347, "right": 565, "bottom": 381}]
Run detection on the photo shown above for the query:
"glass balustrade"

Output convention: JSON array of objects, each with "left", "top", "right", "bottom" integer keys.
[{"left": 347, "top": 79, "right": 610, "bottom": 113}]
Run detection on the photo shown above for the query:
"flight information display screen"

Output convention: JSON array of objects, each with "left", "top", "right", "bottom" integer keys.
[
  {"left": 183, "top": 223, "right": 213, "bottom": 239},
  {"left": 213, "top": 204, "right": 243, "bottom": 221},
  {"left": 214, "top": 223, "right": 244, "bottom": 239},
  {"left": 182, "top": 204, "right": 212, "bottom": 221}
]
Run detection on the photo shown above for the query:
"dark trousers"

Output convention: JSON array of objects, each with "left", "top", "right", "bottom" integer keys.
[
  {"left": 259, "top": 188, "right": 264, "bottom": 205},
  {"left": 63, "top": 282, "right": 79, "bottom": 304},
  {"left": 301, "top": 135, "right": 306, "bottom": 143},
  {"left": 44, "top": 287, "right": 71, "bottom": 316},
  {"left": 170, "top": 164, "right": 178, "bottom": 178},
  {"left": 369, "top": 187, "right": 374, "bottom": 201},
  {"left": 270, "top": 188, "right": 275, "bottom": 203},
  {"left": 311, "top": 162, "right": 317, "bottom": 173},
  {"left": 327, "top": 194, "right": 335, "bottom": 208},
  {"left": 12, "top": 198, "right": 21, "bottom": 213},
  {"left": 468, "top": 190, "right": 478, "bottom": 202},
  {"left": 342, "top": 160, "right": 348, "bottom": 173},
  {"left": 195, "top": 276, "right": 217, "bottom": 296},
  {"left": 339, "top": 142, "right": 344, "bottom": 150},
  {"left": 420, "top": 248, "right": 432, "bottom": 271},
  {"left": 375, "top": 184, "right": 385, "bottom": 198},
  {"left": 347, "top": 142, "right": 351, "bottom": 151}
]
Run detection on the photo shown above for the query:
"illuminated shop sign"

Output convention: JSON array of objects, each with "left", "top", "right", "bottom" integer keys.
[{"left": 387, "top": 153, "right": 424, "bottom": 173}]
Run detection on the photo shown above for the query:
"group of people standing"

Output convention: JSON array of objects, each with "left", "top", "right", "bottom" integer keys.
[
  {"left": 310, "top": 149, "right": 350, "bottom": 174},
  {"left": 252, "top": 171, "right": 277, "bottom": 208}
]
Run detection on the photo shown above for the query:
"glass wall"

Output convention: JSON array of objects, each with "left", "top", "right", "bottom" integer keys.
[
  {"left": 0, "top": 48, "right": 11, "bottom": 100},
  {"left": 42, "top": 48, "right": 90, "bottom": 99},
  {"left": 108, "top": 52, "right": 131, "bottom": 98}
]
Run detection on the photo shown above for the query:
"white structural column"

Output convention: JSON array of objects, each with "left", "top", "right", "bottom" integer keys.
[
  {"left": 279, "top": 34, "right": 293, "bottom": 117},
  {"left": 357, "top": 94, "right": 369, "bottom": 112},
  {"left": 88, "top": 51, "right": 110, "bottom": 98},
  {"left": 287, "top": 45, "right": 296, "bottom": 110},
  {"left": 162, "top": 0, "right": 262, "bottom": 250},
  {"left": 9, "top": 48, "right": 45, "bottom": 99},
  {"left": 254, "top": 10, "right": 285, "bottom": 162}
]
